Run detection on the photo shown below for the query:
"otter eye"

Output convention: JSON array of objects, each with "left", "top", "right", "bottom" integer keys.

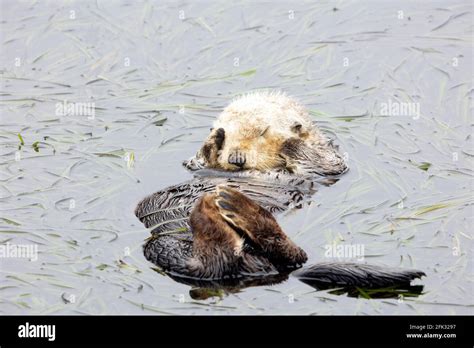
[
  {"left": 210, "top": 127, "right": 214, "bottom": 131},
  {"left": 260, "top": 126, "right": 270, "bottom": 137}
]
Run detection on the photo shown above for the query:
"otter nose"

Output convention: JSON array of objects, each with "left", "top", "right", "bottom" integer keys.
[{"left": 228, "top": 151, "right": 246, "bottom": 168}]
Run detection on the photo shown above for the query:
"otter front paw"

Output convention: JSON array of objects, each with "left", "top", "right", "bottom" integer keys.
[
  {"left": 183, "top": 156, "right": 204, "bottom": 171},
  {"left": 281, "top": 137, "right": 348, "bottom": 176},
  {"left": 227, "top": 150, "right": 246, "bottom": 168}
]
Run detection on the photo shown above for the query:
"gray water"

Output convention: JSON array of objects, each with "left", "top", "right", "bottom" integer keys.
[{"left": 0, "top": 0, "right": 473, "bottom": 314}]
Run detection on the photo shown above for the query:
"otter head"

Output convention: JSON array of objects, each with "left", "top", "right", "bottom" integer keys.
[{"left": 183, "top": 119, "right": 347, "bottom": 176}]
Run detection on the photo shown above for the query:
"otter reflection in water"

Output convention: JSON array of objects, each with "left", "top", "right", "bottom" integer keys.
[{"left": 135, "top": 91, "right": 425, "bottom": 299}]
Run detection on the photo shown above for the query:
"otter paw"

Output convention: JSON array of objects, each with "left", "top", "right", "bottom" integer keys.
[
  {"left": 228, "top": 151, "right": 246, "bottom": 168},
  {"left": 183, "top": 156, "right": 204, "bottom": 171}
]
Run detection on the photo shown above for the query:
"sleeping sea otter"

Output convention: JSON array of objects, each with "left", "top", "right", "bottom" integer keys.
[{"left": 135, "top": 91, "right": 424, "bottom": 293}]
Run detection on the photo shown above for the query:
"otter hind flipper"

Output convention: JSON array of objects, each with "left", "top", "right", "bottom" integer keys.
[{"left": 293, "top": 262, "right": 425, "bottom": 289}]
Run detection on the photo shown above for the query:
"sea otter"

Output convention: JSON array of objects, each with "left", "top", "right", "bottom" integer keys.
[{"left": 135, "top": 91, "right": 424, "bottom": 293}]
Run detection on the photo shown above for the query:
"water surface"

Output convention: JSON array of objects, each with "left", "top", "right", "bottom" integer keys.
[{"left": 0, "top": 0, "right": 472, "bottom": 314}]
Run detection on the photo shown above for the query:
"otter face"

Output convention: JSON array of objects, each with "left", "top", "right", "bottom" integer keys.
[
  {"left": 216, "top": 124, "right": 286, "bottom": 171},
  {"left": 183, "top": 119, "right": 347, "bottom": 176},
  {"left": 184, "top": 125, "right": 287, "bottom": 172}
]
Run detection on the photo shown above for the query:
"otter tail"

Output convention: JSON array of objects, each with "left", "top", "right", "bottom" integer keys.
[{"left": 292, "top": 262, "right": 425, "bottom": 289}]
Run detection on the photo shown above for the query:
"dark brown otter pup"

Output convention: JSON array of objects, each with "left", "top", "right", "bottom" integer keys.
[{"left": 187, "top": 185, "right": 307, "bottom": 279}]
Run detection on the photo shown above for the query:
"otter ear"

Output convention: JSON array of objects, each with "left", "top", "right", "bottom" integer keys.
[{"left": 291, "top": 122, "right": 303, "bottom": 134}]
